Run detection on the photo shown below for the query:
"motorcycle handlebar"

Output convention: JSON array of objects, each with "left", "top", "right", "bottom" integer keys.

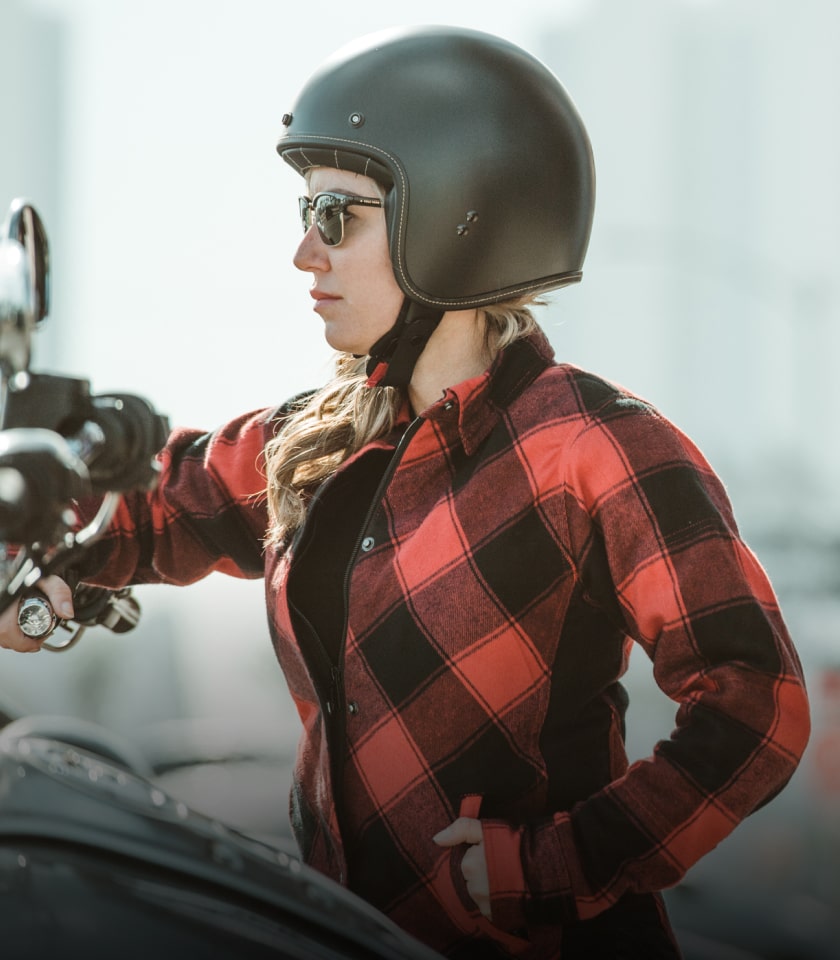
[
  {"left": 0, "top": 415, "right": 161, "bottom": 639},
  {"left": 0, "top": 197, "right": 167, "bottom": 650}
]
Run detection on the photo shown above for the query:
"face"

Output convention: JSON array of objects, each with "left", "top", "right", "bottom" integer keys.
[{"left": 293, "top": 167, "right": 404, "bottom": 356}]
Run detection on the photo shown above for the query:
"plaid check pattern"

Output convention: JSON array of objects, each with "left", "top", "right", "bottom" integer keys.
[{"left": 80, "top": 330, "right": 810, "bottom": 959}]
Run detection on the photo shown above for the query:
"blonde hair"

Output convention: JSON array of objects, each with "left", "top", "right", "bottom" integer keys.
[{"left": 264, "top": 297, "right": 540, "bottom": 544}]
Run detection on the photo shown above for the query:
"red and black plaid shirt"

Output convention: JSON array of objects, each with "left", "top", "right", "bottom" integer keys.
[{"left": 83, "top": 331, "right": 810, "bottom": 958}]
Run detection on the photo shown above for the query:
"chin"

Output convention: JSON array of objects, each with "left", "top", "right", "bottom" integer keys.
[
  {"left": 322, "top": 326, "right": 374, "bottom": 357},
  {"left": 326, "top": 339, "right": 371, "bottom": 357}
]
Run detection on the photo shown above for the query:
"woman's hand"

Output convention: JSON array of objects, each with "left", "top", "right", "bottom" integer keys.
[
  {"left": 0, "top": 576, "right": 74, "bottom": 652},
  {"left": 433, "top": 816, "right": 491, "bottom": 918}
]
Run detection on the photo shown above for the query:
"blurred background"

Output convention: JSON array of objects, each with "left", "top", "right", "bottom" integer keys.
[{"left": 2, "top": 0, "right": 839, "bottom": 956}]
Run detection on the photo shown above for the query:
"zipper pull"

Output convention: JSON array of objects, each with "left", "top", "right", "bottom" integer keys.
[{"left": 326, "top": 665, "right": 343, "bottom": 717}]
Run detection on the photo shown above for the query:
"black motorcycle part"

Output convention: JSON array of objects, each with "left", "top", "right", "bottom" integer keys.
[{"left": 0, "top": 734, "right": 443, "bottom": 960}]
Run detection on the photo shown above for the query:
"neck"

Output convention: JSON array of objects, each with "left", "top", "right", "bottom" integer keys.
[{"left": 407, "top": 308, "right": 490, "bottom": 414}]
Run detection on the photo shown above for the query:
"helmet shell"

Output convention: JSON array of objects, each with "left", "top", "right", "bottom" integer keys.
[{"left": 277, "top": 26, "right": 595, "bottom": 309}]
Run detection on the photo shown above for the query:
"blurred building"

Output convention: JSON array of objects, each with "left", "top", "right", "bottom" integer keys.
[
  {"left": 0, "top": 0, "right": 65, "bottom": 369},
  {"left": 536, "top": 0, "right": 840, "bottom": 552}
]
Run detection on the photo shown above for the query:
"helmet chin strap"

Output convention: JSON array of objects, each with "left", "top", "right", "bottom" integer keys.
[{"left": 365, "top": 297, "right": 444, "bottom": 388}]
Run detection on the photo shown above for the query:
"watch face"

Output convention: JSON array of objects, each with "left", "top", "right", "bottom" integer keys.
[{"left": 18, "top": 596, "right": 57, "bottom": 639}]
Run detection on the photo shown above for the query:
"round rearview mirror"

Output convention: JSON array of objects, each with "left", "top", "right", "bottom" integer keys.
[
  {"left": 3, "top": 198, "right": 50, "bottom": 326},
  {"left": 0, "top": 237, "right": 34, "bottom": 375}
]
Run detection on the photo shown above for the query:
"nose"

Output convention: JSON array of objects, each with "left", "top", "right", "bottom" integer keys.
[{"left": 293, "top": 222, "right": 329, "bottom": 273}]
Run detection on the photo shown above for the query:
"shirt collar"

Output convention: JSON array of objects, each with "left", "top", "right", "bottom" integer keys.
[{"left": 422, "top": 328, "right": 555, "bottom": 455}]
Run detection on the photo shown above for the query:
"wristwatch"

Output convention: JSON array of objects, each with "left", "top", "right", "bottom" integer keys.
[{"left": 18, "top": 594, "right": 59, "bottom": 640}]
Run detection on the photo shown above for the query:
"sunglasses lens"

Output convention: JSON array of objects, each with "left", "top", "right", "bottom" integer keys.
[
  {"left": 299, "top": 196, "right": 312, "bottom": 233},
  {"left": 314, "top": 195, "right": 344, "bottom": 246},
  {"left": 299, "top": 194, "right": 350, "bottom": 246}
]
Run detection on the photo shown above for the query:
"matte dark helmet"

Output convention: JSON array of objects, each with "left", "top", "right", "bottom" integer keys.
[{"left": 277, "top": 25, "right": 595, "bottom": 309}]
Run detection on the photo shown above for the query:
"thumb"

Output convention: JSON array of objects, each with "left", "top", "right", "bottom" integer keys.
[
  {"left": 433, "top": 817, "right": 483, "bottom": 847},
  {"left": 38, "top": 575, "right": 74, "bottom": 619}
]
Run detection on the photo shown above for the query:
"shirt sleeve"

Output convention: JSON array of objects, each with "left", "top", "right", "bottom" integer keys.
[
  {"left": 74, "top": 406, "right": 279, "bottom": 588},
  {"left": 510, "top": 393, "right": 810, "bottom": 927}
]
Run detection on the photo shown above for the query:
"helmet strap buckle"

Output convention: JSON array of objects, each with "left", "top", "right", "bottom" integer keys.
[{"left": 365, "top": 298, "right": 444, "bottom": 388}]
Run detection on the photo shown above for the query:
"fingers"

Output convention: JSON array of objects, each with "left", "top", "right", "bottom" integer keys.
[
  {"left": 433, "top": 817, "right": 491, "bottom": 918},
  {"left": 433, "top": 816, "right": 484, "bottom": 847},
  {"left": 462, "top": 843, "right": 491, "bottom": 917}
]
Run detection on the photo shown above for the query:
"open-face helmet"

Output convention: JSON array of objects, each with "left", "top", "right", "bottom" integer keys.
[{"left": 277, "top": 25, "right": 595, "bottom": 386}]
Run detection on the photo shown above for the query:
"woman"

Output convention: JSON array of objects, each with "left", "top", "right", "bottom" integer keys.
[{"left": 0, "top": 26, "right": 809, "bottom": 959}]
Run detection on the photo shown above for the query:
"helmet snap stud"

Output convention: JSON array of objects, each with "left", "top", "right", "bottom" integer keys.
[
  {"left": 458, "top": 211, "right": 479, "bottom": 237},
  {"left": 348, "top": 112, "right": 365, "bottom": 128}
]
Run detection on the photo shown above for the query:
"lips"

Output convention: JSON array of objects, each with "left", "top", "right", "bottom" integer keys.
[{"left": 310, "top": 290, "right": 341, "bottom": 317}]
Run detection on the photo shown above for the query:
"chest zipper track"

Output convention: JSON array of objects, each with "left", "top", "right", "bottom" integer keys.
[
  {"left": 321, "top": 416, "right": 425, "bottom": 871},
  {"left": 338, "top": 414, "right": 424, "bottom": 649}
]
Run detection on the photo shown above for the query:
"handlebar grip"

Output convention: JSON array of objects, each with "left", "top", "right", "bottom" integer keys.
[
  {"left": 0, "top": 429, "right": 89, "bottom": 542},
  {"left": 73, "top": 584, "right": 141, "bottom": 634},
  {"left": 0, "top": 464, "right": 30, "bottom": 530},
  {"left": 81, "top": 394, "right": 170, "bottom": 492}
]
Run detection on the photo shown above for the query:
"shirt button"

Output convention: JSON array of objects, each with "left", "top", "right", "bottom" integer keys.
[
  {"left": 347, "top": 701, "right": 359, "bottom": 716},
  {"left": 360, "top": 536, "right": 375, "bottom": 552},
  {"left": 443, "top": 401, "right": 455, "bottom": 411}
]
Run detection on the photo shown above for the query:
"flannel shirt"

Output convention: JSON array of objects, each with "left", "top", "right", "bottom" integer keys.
[{"left": 80, "top": 330, "right": 810, "bottom": 959}]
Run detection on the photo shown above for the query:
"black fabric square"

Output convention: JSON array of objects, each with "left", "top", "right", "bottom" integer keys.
[
  {"left": 359, "top": 603, "right": 446, "bottom": 707},
  {"left": 567, "top": 791, "right": 662, "bottom": 893},
  {"left": 471, "top": 509, "right": 570, "bottom": 619},
  {"left": 638, "top": 464, "right": 723, "bottom": 548},
  {"left": 346, "top": 815, "right": 426, "bottom": 910},
  {"left": 691, "top": 601, "right": 782, "bottom": 675},
  {"left": 658, "top": 700, "right": 764, "bottom": 795},
  {"left": 433, "top": 720, "right": 541, "bottom": 818},
  {"left": 574, "top": 372, "right": 622, "bottom": 416}
]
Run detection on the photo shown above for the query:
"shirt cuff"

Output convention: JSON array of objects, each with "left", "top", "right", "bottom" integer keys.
[{"left": 481, "top": 819, "right": 527, "bottom": 933}]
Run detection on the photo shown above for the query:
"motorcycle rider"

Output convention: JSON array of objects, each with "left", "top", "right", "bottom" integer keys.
[{"left": 0, "top": 26, "right": 810, "bottom": 959}]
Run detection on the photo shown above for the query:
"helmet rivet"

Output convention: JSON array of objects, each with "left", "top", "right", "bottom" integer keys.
[
  {"left": 281, "top": 113, "right": 293, "bottom": 126},
  {"left": 466, "top": 210, "right": 479, "bottom": 222},
  {"left": 348, "top": 112, "right": 365, "bottom": 128},
  {"left": 456, "top": 224, "right": 469, "bottom": 237}
]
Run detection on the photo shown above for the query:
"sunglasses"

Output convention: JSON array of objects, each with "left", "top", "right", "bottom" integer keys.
[{"left": 299, "top": 192, "right": 383, "bottom": 246}]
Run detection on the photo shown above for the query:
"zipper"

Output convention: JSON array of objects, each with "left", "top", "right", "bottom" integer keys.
[
  {"left": 330, "top": 414, "right": 424, "bottom": 811},
  {"left": 337, "top": 414, "right": 424, "bottom": 645}
]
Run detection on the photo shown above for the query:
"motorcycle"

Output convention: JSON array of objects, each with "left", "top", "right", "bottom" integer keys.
[{"left": 0, "top": 198, "right": 444, "bottom": 960}]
